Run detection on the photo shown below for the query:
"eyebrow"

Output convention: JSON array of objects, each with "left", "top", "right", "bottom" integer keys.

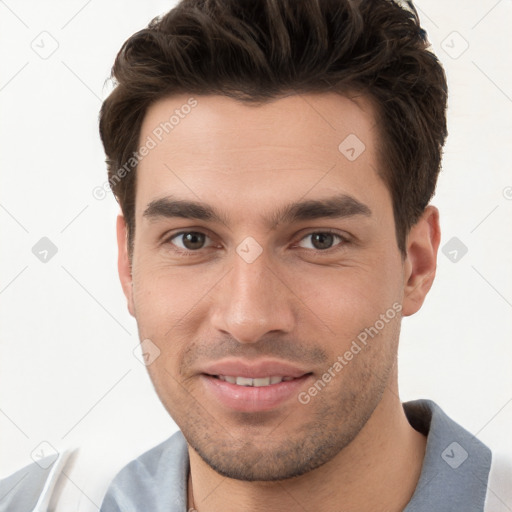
[{"left": 142, "top": 193, "right": 372, "bottom": 228}]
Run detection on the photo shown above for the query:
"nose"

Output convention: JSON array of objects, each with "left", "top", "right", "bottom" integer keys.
[{"left": 210, "top": 249, "right": 296, "bottom": 344}]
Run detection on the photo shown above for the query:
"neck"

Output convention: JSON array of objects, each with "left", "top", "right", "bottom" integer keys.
[{"left": 187, "top": 380, "right": 426, "bottom": 512}]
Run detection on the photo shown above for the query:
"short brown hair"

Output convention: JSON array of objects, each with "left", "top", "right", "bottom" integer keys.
[{"left": 99, "top": 0, "right": 447, "bottom": 254}]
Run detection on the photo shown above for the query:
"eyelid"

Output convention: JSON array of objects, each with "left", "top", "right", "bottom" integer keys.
[
  {"left": 294, "top": 229, "right": 350, "bottom": 251},
  {"left": 164, "top": 230, "right": 216, "bottom": 252}
]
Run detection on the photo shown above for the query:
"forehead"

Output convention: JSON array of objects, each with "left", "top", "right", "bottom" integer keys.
[{"left": 135, "top": 92, "right": 387, "bottom": 219}]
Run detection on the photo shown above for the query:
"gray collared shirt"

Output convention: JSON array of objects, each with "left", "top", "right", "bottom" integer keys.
[{"left": 100, "top": 399, "right": 492, "bottom": 511}]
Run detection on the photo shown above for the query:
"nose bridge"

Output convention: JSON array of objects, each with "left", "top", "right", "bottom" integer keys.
[{"left": 211, "top": 247, "right": 295, "bottom": 343}]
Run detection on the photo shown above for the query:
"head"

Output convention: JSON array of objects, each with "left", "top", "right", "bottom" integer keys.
[{"left": 99, "top": 0, "right": 446, "bottom": 481}]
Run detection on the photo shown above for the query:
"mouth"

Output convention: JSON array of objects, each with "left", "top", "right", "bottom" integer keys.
[
  {"left": 213, "top": 375, "right": 297, "bottom": 387},
  {"left": 199, "top": 361, "right": 313, "bottom": 412}
]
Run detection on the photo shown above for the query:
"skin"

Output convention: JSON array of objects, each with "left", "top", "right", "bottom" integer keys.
[{"left": 117, "top": 92, "right": 440, "bottom": 512}]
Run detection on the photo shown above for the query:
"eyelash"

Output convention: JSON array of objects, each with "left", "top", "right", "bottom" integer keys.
[{"left": 164, "top": 229, "right": 349, "bottom": 255}]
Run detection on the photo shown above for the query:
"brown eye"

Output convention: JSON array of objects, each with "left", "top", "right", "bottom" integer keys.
[
  {"left": 311, "top": 233, "right": 334, "bottom": 250},
  {"left": 298, "top": 232, "right": 345, "bottom": 251},
  {"left": 171, "top": 232, "right": 209, "bottom": 251}
]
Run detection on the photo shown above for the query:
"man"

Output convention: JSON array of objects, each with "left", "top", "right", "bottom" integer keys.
[{"left": 97, "top": 1, "right": 504, "bottom": 510}]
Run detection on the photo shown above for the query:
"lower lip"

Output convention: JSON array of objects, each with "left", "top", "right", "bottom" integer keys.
[{"left": 201, "top": 374, "right": 312, "bottom": 412}]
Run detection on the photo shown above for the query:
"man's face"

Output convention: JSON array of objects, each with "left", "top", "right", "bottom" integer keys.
[{"left": 119, "top": 93, "right": 421, "bottom": 480}]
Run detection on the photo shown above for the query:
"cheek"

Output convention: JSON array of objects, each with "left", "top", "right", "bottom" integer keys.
[
  {"left": 130, "top": 264, "right": 216, "bottom": 368},
  {"left": 292, "top": 262, "right": 403, "bottom": 344},
  {"left": 131, "top": 261, "right": 209, "bottom": 327}
]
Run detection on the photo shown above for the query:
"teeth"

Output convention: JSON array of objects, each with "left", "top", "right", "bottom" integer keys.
[
  {"left": 236, "top": 376, "right": 253, "bottom": 386},
  {"left": 253, "top": 377, "right": 270, "bottom": 387},
  {"left": 217, "top": 375, "right": 292, "bottom": 387}
]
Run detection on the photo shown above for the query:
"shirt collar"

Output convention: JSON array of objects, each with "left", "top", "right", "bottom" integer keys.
[{"left": 403, "top": 399, "right": 491, "bottom": 511}]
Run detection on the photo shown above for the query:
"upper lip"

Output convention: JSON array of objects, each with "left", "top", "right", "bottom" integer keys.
[{"left": 201, "top": 359, "right": 310, "bottom": 379}]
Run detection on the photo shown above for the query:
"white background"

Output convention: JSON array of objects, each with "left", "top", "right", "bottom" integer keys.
[{"left": 1, "top": 0, "right": 511, "bottom": 509}]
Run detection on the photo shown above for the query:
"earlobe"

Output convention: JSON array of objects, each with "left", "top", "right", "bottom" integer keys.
[
  {"left": 402, "top": 206, "right": 441, "bottom": 317},
  {"left": 116, "top": 214, "right": 135, "bottom": 317}
]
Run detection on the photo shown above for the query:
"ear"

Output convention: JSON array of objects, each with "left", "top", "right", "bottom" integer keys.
[
  {"left": 402, "top": 206, "right": 441, "bottom": 317},
  {"left": 116, "top": 214, "right": 135, "bottom": 317}
]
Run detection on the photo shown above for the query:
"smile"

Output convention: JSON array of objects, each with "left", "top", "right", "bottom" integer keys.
[
  {"left": 215, "top": 375, "right": 295, "bottom": 386},
  {"left": 202, "top": 372, "right": 312, "bottom": 412}
]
